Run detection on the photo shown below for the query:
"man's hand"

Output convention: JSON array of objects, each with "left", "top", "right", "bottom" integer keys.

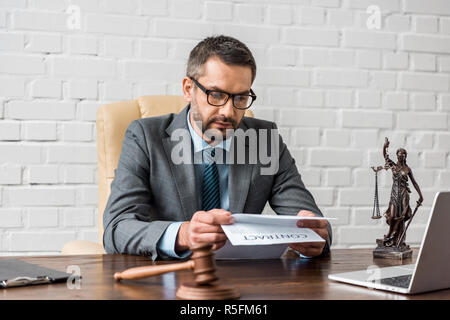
[
  {"left": 288, "top": 210, "right": 328, "bottom": 258},
  {"left": 176, "top": 209, "right": 234, "bottom": 253}
]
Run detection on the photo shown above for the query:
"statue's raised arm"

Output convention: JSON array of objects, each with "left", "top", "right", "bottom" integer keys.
[{"left": 383, "top": 137, "right": 395, "bottom": 170}]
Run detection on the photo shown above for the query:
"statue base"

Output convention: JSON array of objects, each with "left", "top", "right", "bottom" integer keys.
[{"left": 373, "top": 239, "right": 412, "bottom": 260}]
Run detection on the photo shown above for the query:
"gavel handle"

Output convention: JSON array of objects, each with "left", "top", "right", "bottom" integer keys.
[{"left": 114, "top": 260, "right": 194, "bottom": 281}]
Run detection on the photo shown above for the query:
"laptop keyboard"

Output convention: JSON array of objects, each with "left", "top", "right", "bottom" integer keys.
[{"left": 372, "top": 274, "right": 412, "bottom": 288}]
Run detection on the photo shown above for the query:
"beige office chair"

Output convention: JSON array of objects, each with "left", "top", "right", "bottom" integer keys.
[{"left": 61, "top": 96, "right": 254, "bottom": 255}]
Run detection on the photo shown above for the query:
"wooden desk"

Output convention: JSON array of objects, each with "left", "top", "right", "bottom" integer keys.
[{"left": 0, "top": 249, "right": 448, "bottom": 300}]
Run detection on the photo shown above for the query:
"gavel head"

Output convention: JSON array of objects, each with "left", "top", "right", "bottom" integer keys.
[{"left": 190, "top": 243, "right": 218, "bottom": 285}]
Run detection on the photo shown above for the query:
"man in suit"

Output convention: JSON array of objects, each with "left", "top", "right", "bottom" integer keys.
[{"left": 103, "top": 35, "right": 332, "bottom": 260}]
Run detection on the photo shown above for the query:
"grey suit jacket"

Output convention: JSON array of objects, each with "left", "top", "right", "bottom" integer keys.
[{"left": 103, "top": 105, "right": 332, "bottom": 260}]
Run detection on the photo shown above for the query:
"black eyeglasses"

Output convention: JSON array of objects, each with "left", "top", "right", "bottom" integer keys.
[{"left": 189, "top": 77, "right": 256, "bottom": 110}]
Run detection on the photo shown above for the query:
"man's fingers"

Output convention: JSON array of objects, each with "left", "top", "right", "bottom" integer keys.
[
  {"left": 195, "top": 210, "right": 234, "bottom": 225},
  {"left": 297, "top": 219, "right": 327, "bottom": 229},
  {"left": 208, "top": 209, "right": 230, "bottom": 215},
  {"left": 212, "top": 240, "right": 227, "bottom": 251},
  {"left": 289, "top": 242, "right": 325, "bottom": 257},
  {"left": 209, "top": 210, "right": 234, "bottom": 225},
  {"left": 218, "top": 214, "right": 235, "bottom": 225},
  {"left": 296, "top": 210, "right": 328, "bottom": 229},
  {"left": 191, "top": 232, "right": 228, "bottom": 244},
  {"left": 191, "top": 222, "right": 224, "bottom": 234},
  {"left": 297, "top": 210, "right": 316, "bottom": 217},
  {"left": 188, "top": 210, "right": 233, "bottom": 250}
]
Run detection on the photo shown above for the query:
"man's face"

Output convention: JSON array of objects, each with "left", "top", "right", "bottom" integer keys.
[{"left": 183, "top": 56, "right": 253, "bottom": 141}]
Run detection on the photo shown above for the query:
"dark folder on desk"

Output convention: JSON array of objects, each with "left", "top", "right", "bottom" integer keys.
[{"left": 0, "top": 259, "right": 77, "bottom": 288}]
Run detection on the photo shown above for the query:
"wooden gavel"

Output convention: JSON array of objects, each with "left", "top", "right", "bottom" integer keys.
[
  {"left": 114, "top": 243, "right": 218, "bottom": 285},
  {"left": 114, "top": 242, "right": 240, "bottom": 300}
]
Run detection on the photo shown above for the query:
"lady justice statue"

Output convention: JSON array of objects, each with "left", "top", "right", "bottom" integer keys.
[{"left": 371, "top": 137, "right": 423, "bottom": 259}]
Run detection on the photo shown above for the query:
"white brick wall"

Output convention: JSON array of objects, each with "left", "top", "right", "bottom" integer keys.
[{"left": 1, "top": 0, "right": 449, "bottom": 255}]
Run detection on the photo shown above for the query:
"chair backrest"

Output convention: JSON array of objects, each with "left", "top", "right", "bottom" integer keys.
[{"left": 96, "top": 96, "right": 254, "bottom": 244}]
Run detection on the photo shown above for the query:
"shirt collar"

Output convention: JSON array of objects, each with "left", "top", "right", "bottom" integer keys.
[{"left": 187, "top": 108, "right": 232, "bottom": 153}]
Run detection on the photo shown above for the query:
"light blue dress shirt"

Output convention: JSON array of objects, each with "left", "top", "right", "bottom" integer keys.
[{"left": 156, "top": 109, "right": 231, "bottom": 259}]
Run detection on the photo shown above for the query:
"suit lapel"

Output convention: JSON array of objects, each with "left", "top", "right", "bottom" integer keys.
[
  {"left": 162, "top": 104, "right": 200, "bottom": 220},
  {"left": 228, "top": 119, "right": 254, "bottom": 213}
]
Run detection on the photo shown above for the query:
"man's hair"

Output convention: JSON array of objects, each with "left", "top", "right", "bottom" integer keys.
[{"left": 186, "top": 35, "right": 257, "bottom": 83}]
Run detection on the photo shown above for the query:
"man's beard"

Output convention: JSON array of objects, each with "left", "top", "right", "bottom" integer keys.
[{"left": 191, "top": 97, "right": 239, "bottom": 140}]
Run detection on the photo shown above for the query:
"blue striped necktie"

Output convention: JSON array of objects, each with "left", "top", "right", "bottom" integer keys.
[{"left": 201, "top": 147, "right": 220, "bottom": 211}]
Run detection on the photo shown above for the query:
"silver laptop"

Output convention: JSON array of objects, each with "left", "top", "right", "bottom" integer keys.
[{"left": 328, "top": 191, "right": 450, "bottom": 294}]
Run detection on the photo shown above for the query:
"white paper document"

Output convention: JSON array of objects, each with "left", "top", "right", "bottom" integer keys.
[
  {"left": 220, "top": 213, "right": 335, "bottom": 246},
  {"left": 214, "top": 241, "right": 288, "bottom": 260}
]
